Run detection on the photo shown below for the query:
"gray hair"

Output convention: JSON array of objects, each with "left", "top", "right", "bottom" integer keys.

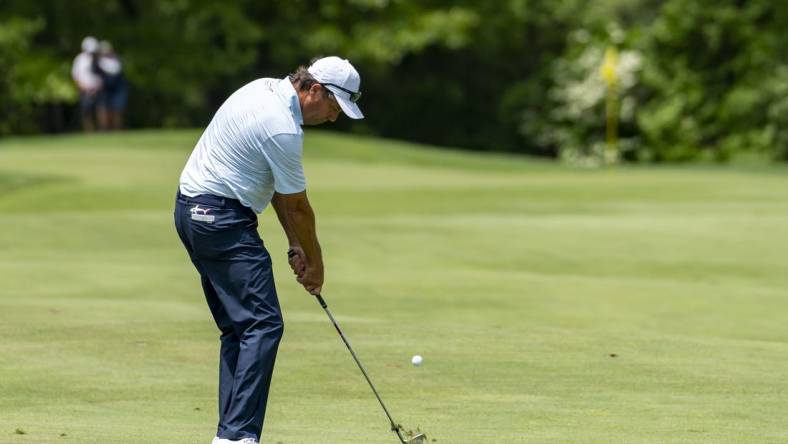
[{"left": 288, "top": 66, "right": 319, "bottom": 93}]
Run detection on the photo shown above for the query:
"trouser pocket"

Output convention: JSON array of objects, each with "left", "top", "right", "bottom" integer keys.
[{"left": 185, "top": 203, "right": 262, "bottom": 261}]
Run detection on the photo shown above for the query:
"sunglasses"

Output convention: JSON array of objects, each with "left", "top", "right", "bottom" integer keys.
[{"left": 320, "top": 83, "right": 362, "bottom": 103}]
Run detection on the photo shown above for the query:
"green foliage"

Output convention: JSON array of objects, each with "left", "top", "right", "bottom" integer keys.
[
  {"left": 0, "top": 16, "right": 76, "bottom": 135},
  {"left": 636, "top": 0, "right": 788, "bottom": 161},
  {"left": 508, "top": 0, "right": 788, "bottom": 162},
  {"left": 0, "top": 0, "right": 786, "bottom": 161},
  {"left": 117, "top": 1, "right": 263, "bottom": 126}
]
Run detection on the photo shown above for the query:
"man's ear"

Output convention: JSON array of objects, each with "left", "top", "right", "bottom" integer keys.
[{"left": 309, "top": 83, "right": 323, "bottom": 96}]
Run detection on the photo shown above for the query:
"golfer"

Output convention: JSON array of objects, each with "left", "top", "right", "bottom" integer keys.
[{"left": 174, "top": 56, "right": 363, "bottom": 444}]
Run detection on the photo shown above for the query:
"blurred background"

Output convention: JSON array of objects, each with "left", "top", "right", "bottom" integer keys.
[{"left": 2, "top": 0, "right": 786, "bottom": 164}]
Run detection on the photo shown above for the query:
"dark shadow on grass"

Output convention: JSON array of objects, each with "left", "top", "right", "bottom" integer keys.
[{"left": 0, "top": 171, "right": 72, "bottom": 197}]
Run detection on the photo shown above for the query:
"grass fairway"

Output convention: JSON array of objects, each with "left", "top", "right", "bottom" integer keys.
[{"left": 1, "top": 130, "right": 787, "bottom": 443}]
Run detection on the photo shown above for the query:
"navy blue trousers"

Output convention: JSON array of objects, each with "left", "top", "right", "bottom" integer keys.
[{"left": 174, "top": 191, "right": 283, "bottom": 441}]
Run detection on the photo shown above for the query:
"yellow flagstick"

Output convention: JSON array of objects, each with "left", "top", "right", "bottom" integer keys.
[{"left": 600, "top": 47, "right": 619, "bottom": 164}]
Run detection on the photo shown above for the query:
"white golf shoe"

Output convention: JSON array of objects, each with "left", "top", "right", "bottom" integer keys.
[{"left": 212, "top": 437, "right": 258, "bottom": 444}]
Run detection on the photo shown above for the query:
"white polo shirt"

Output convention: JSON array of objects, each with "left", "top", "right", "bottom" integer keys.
[
  {"left": 71, "top": 52, "right": 102, "bottom": 91},
  {"left": 179, "top": 77, "right": 306, "bottom": 213}
]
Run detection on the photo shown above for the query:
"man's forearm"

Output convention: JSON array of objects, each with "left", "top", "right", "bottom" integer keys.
[
  {"left": 271, "top": 193, "right": 299, "bottom": 247},
  {"left": 287, "top": 201, "right": 322, "bottom": 270},
  {"left": 271, "top": 192, "right": 323, "bottom": 270}
]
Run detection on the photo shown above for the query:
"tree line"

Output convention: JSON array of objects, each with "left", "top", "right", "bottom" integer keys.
[{"left": 1, "top": 0, "right": 786, "bottom": 162}]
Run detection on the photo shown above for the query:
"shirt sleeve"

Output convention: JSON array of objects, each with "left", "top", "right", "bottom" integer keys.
[
  {"left": 72, "top": 55, "right": 83, "bottom": 82},
  {"left": 266, "top": 133, "right": 306, "bottom": 194}
]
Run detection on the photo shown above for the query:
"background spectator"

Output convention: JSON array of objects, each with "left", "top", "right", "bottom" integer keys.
[
  {"left": 70, "top": 36, "right": 102, "bottom": 132},
  {"left": 94, "top": 40, "right": 127, "bottom": 131}
]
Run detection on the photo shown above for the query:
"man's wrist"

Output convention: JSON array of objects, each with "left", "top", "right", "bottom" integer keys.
[{"left": 305, "top": 262, "right": 324, "bottom": 275}]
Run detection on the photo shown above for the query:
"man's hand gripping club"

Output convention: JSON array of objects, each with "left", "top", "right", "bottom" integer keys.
[{"left": 272, "top": 191, "right": 324, "bottom": 295}]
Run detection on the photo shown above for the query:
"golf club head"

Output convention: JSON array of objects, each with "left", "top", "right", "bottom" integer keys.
[
  {"left": 404, "top": 433, "right": 427, "bottom": 444},
  {"left": 395, "top": 424, "right": 427, "bottom": 444}
]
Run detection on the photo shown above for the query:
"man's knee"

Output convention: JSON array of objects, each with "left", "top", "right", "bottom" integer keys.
[
  {"left": 220, "top": 325, "right": 237, "bottom": 342},
  {"left": 269, "top": 314, "right": 284, "bottom": 340},
  {"left": 246, "top": 314, "right": 284, "bottom": 342}
]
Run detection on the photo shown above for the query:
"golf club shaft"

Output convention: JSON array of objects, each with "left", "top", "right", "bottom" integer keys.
[{"left": 314, "top": 294, "right": 407, "bottom": 443}]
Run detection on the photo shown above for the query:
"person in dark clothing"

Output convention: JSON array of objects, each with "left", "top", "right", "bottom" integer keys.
[{"left": 93, "top": 40, "right": 128, "bottom": 130}]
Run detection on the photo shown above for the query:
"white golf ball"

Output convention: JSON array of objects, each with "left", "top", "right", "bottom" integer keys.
[{"left": 411, "top": 355, "right": 423, "bottom": 366}]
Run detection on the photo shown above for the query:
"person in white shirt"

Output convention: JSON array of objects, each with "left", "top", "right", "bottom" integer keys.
[
  {"left": 174, "top": 56, "right": 363, "bottom": 444},
  {"left": 71, "top": 36, "right": 102, "bottom": 132}
]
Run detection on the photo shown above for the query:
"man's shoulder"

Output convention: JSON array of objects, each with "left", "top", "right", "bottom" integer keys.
[
  {"left": 256, "top": 109, "right": 301, "bottom": 138},
  {"left": 243, "top": 78, "right": 301, "bottom": 136},
  {"left": 240, "top": 77, "right": 288, "bottom": 100}
]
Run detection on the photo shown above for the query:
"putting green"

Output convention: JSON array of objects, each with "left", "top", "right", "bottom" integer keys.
[{"left": 1, "top": 130, "right": 787, "bottom": 443}]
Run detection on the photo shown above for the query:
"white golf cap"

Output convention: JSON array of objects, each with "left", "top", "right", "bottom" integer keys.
[
  {"left": 307, "top": 56, "right": 364, "bottom": 120},
  {"left": 82, "top": 36, "right": 99, "bottom": 53}
]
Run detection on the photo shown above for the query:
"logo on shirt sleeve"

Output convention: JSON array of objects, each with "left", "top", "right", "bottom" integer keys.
[{"left": 190, "top": 205, "right": 216, "bottom": 223}]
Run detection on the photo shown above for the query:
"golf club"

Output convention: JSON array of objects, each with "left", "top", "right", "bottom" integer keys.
[{"left": 310, "top": 291, "right": 427, "bottom": 443}]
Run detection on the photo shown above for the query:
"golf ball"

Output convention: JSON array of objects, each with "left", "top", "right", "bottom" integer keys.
[{"left": 411, "top": 355, "right": 423, "bottom": 366}]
